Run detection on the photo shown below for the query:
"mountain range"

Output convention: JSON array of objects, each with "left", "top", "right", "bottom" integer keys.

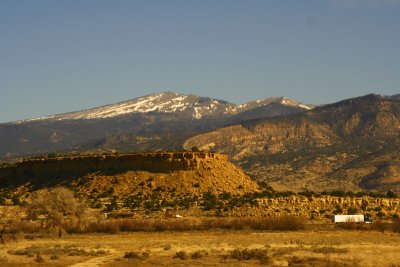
[
  {"left": 184, "top": 94, "right": 400, "bottom": 192},
  {"left": 1, "top": 92, "right": 399, "bottom": 193},
  {"left": 0, "top": 92, "right": 310, "bottom": 159}
]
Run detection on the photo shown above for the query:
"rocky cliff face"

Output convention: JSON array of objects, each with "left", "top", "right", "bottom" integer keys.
[
  {"left": 183, "top": 95, "right": 400, "bottom": 193},
  {"left": 230, "top": 195, "right": 400, "bottom": 220},
  {"left": 0, "top": 152, "right": 260, "bottom": 195},
  {"left": 184, "top": 119, "right": 339, "bottom": 160}
]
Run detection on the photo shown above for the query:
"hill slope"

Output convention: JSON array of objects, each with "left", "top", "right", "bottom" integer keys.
[
  {"left": 0, "top": 152, "right": 260, "bottom": 196},
  {"left": 184, "top": 94, "right": 400, "bottom": 192}
]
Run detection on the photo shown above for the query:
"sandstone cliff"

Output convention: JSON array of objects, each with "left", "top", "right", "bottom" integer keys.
[{"left": 0, "top": 152, "right": 260, "bottom": 196}]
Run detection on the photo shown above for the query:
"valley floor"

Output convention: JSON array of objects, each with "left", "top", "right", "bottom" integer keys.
[{"left": 0, "top": 228, "right": 399, "bottom": 266}]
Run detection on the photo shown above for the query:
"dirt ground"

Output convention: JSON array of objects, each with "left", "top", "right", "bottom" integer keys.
[{"left": 0, "top": 229, "right": 399, "bottom": 267}]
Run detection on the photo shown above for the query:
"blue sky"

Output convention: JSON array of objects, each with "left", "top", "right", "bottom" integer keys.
[{"left": 1, "top": 0, "right": 399, "bottom": 122}]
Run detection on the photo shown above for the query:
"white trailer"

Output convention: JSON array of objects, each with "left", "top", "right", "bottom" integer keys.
[{"left": 333, "top": 214, "right": 372, "bottom": 223}]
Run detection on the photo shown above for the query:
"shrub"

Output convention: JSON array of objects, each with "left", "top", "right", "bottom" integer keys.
[
  {"left": 163, "top": 244, "right": 172, "bottom": 251},
  {"left": 371, "top": 220, "right": 390, "bottom": 232},
  {"left": 34, "top": 254, "right": 45, "bottom": 263},
  {"left": 392, "top": 219, "right": 400, "bottom": 233},
  {"left": 191, "top": 251, "right": 204, "bottom": 259},
  {"left": 347, "top": 207, "right": 358, "bottom": 215},
  {"left": 376, "top": 211, "right": 386, "bottom": 218},
  {"left": 356, "top": 191, "right": 368, "bottom": 197},
  {"left": 11, "top": 195, "right": 21, "bottom": 206},
  {"left": 337, "top": 222, "right": 363, "bottom": 230},
  {"left": 67, "top": 216, "right": 304, "bottom": 234},
  {"left": 124, "top": 251, "right": 140, "bottom": 259},
  {"left": 387, "top": 190, "right": 398, "bottom": 198},
  {"left": 287, "top": 256, "right": 356, "bottom": 267},
  {"left": 334, "top": 205, "right": 343, "bottom": 214},
  {"left": 219, "top": 192, "right": 232, "bottom": 200},
  {"left": 311, "top": 245, "right": 349, "bottom": 254},
  {"left": 124, "top": 251, "right": 149, "bottom": 260},
  {"left": 229, "top": 248, "right": 270, "bottom": 264},
  {"left": 0, "top": 195, "right": 6, "bottom": 205},
  {"left": 173, "top": 251, "right": 188, "bottom": 260},
  {"left": 298, "top": 191, "right": 315, "bottom": 198},
  {"left": 81, "top": 221, "right": 120, "bottom": 234}
]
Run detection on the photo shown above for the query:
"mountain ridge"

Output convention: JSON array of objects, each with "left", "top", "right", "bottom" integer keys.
[
  {"left": 1, "top": 92, "right": 399, "bottom": 193},
  {"left": 183, "top": 94, "right": 400, "bottom": 192},
  {"left": 10, "top": 92, "right": 312, "bottom": 123},
  {"left": 0, "top": 92, "right": 311, "bottom": 159}
]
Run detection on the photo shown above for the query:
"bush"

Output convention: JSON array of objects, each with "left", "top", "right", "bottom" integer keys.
[
  {"left": 123, "top": 251, "right": 149, "bottom": 260},
  {"left": 392, "top": 219, "right": 400, "bottom": 233},
  {"left": 347, "top": 207, "right": 358, "bottom": 215},
  {"left": 311, "top": 245, "right": 349, "bottom": 254},
  {"left": 34, "top": 254, "right": 45, "bottom": 263},
  {"left": 298, "top": 191, "right": 315, "bottom": 198},
  {"left": 0, "top": 195, "right": 6, "bottom": 205},
  {"left": 337, "top": 222, "right": 364, "bottom": 230},
  {"left": 219, "top": 192, "right": 232, "bottom": 200},
  {"left": 371, "top": 220, "right": 389, "bottom": 232},
  {"left": 229, "top": 248, "right": 270, "bottom": 264},
  {"left": 376, "top": 211, "right": 386, "bottom": 218},
  {"left": 67, "top": 216, "right": 304, "bottom": 234},
  {"left": 288, "top": 256, "right": 348, "bottom": 267},
  {"left": 191, "top": 250, "right": 204, "bottom": 259},
  {"left": 334, "top": 205, "right": 343, "bottom": 214},
  {"left": 387, "top": 190, "right": 398, "bottom": 198},
  {"left": 11, "top": 195, "right": 21, "bottom": 206},
  {"left": 173, "top": 251, "right": 188, "bottom": 260}
]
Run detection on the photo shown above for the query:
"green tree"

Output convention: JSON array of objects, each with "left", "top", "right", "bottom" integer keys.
[
  {"left": 347, "top": 207, "right": 358, "bottom": 215},
  {"left": 11, "top": 195, "right": 21, "bottom": 206},
  {"left": 0, "top": 195, "right": 6, "bottom": 205},
  {"left": 387, "top": 190, "right": 398, "bottom": 198}
]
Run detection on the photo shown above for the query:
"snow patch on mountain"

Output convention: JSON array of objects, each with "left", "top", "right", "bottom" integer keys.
[
  {"left": 15, "top": 92, "right": 312, "bottom": 123},
  {"left": 280, "top": 97, "right": 312, "bottom": 110}
]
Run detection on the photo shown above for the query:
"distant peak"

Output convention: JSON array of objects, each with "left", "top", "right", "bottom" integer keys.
[
  {"left": 278, "top": 97, "right": 312, "bottom": 110},
  {"left": 12, "top": 92, "right": 312, "bottom": 123}
]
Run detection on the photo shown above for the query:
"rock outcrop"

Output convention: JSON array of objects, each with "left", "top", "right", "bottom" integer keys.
[
  {"left": 0, "top": 152, "right": 260, "bottom": 195},
  {"left": 233, "top": 195, "right": 400, "bottom": 221}
]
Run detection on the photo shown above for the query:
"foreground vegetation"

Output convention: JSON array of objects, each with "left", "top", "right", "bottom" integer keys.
[
  {"left": 1, "top": 187, "right": 400, "bottom": 238},
  {"left": 1, "top": 230, "right": 400, "bottom": 266},
  {"left": 0, "top": 187, "right": 399, "bottom": 266}
]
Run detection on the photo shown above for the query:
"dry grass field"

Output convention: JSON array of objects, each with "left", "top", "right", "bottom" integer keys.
[{"left": 0, "top": 229, "right": 399, "bottom": 267}]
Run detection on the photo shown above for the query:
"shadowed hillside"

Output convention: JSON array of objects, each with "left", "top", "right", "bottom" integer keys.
[{"left": 184, "top": 95, "right": 400, "bottom": 192}]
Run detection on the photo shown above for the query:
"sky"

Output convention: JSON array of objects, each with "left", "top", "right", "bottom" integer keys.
[{"left": 0, "top": 0, "right": 399, "bottom": 123}]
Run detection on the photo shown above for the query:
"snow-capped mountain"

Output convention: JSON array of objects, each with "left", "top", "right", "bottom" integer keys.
[
  {"left": 0, "top": 91, "right": 313, "bottom": 160},
  {"left": 17, "top": 92, "right": 312, "bottom": 123}
]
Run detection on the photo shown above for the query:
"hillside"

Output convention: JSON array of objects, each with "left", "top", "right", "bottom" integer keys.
[
  {"left": 184, "top": 94, "right": 400, "bottom": 193},
  {"left": 0, "top": 92, "right": 310, "bottom": 159},
  {"left": 0, "top": 152, "right": 260, "bottom": 197}
]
